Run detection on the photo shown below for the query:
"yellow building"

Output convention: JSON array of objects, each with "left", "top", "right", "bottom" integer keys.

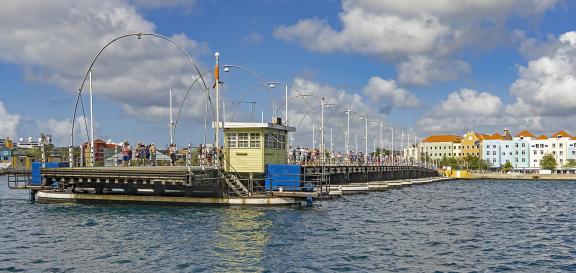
[
  {"left": 461, "top": 130, "right": 489, "bottom": 158},
  {"left": 220, "top": 122, "right": 295, "bottom": 173}
]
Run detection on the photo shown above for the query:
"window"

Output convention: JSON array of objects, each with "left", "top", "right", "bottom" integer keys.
[
  {"left": 265, "top": 132, "right": 286, "bottom": 150},
  {"left": 541, "top": 150, "right": 544, "bottom": 155},
  {"left": 534, "top": 150, "right": 537, "bottom": 155},
  {"left": 522, "top": 158, "right": 525, "bottom": 162},
  {"left": 552, "top": 143, "right": 556, "bottom": 148},
  {"left": 486, "top": 145, "right": 490, "bottom": 149},
  {"left": 238, "top": 133, "right": 249, "bottom": 148},
  {"left": 560, "top": 143, "right": 563, "bottom": 148},
  {"left": 515, "top": 158, "right": 518, "bottom": 162},
  {"left": 227, "top": 133, "right": 237, "bottom": 148},
  {"left": 493, "top": 145, "right": 496, "bottom": 148},
  {"left": 515, "top": 143, "right": 518, "bottom": 148},
  {"left": 505, "top": 145, "right": 509, "bottom": 148},
  {"left": 522, "top": 151, "right": 525, "bottom": 155},
  {"left": 522, "top": 143, "right": 525, "bottom": 148},
  {"left": 250, "top": 133, "right": 260, "bottom": 149},
  {"left": 493, "top": 151, "right": 496, "bottom": 155},
  {"left": 493, "top": 159, "right": 496, "bottom": 163},
  {"left": 515, "top": 151, "right": 518, "bottom": 155},
  {"left": 560, "top": 151, "right": 563, "bottom": 155},
  {"left": 487, "top": 151, "right": 490, "bottom": 156}
]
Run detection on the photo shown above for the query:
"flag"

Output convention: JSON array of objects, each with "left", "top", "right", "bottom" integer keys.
[{"left": 213, "top": 63, "right": 219, "bottom": 88}]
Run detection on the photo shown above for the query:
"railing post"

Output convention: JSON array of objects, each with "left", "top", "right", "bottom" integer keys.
[{"left": 69, "top": 145, "right": 74, "bottom": 167}]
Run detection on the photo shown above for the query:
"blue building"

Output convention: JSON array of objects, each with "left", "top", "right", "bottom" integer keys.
[
  {"left": 0, "top": 138, "right": 14, "bottom": 162},
  {"left": 512, "top": 137, "right": 531, "bottom": 169}
]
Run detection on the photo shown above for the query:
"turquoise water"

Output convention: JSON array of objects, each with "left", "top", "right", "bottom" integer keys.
[{"left": 1, "top": 177, "right": 576, "bottom": 272}]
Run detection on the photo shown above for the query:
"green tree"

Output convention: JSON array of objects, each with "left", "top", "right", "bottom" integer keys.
[
  {"left": 540, "top": 154, "right": 557, "bottom": 170},
  {"left": 439, "top": 156, "right": 460, "bottom": 169},
  {"left": 502, "top": 161, "right": 513, "bottom": 172},
  {"left": 564, "top": 159, "right": 576, "bottom": 168}
]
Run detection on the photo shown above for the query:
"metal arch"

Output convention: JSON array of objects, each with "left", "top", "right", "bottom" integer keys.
[
  {"left": 230, "top": 82, "right": 315, "bottom": 122},
  {"left": 71, "top": 32, "right": 210, "bottom": 147}
]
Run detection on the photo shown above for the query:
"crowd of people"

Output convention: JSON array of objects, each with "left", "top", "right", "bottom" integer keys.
[
  {"left": 121, "top": 141, "right": 158, "bottom": 166},
  {"left": 115, "top": 142, "right": 414, "bottom": 167},
  {"left": 287, "top": 146, "right": 411, "bottom": 166}
]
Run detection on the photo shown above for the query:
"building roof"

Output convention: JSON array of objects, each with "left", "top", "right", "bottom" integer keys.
[
  {"left": 486, "top": 133, "right": 504, "bottom": 140},
  {"left": 423, "top": 135, "right": 461, "bottom": 143},
  {"left": 536, "top": 135, "right": 548, "bottom": 140},
  {"left": 551, "top": 130, "right": 572, "bottom": 138},
  {"left": 213, "top": 122, "right": 296, "bottom": 132},
  {"left": 515, "top": 130, "right": 536, "bottom": 138}
]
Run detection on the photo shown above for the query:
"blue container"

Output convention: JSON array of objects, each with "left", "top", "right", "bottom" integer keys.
[
  {"left": 30, "top": 162, "right": 70, "bottom": 186},
  {"left": 265, "top": 164, "right": 302, "bottom": 191}
]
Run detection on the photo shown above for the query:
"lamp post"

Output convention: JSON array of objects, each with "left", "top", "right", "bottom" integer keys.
[
  {"left": 214, "top": 52, "right": 220, "bottom": 163},
  {"left": 89, "top": 69, "right": 95, "bottom": 167},
  {"left": 169, "top": 88, "right": 174, "bottom": 145}
]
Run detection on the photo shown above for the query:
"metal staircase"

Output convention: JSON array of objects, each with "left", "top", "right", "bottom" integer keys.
[
  {"left": 223, "top": 173, "right": 250, "bottom": 197},
  {"left": 219, "top": 157, "right": 251, "bottom": 198}
]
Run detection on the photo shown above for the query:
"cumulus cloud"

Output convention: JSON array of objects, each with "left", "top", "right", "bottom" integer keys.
[
  {"left": 274, "top": 0, "right": 558, "bottom": 85},
  {"left": 507, "top": 31, "right": 576, "bottom": 117},
  {"left": 0, "top": 0, "right": 209, "bottom": 122},
  {"left": 0, "top": 101, "right": 21, "bottom": 138},
  {"left": 363, "top": 77, "right": 420, "bottom": 108},
  {"left": 397, "top": 56, "right": 470, "bottom": 86},
  {"left": 287, "top": 77, "right": 389, "bottom": 148},
  {"left": 416, "top": 88, "right": 507, "bottom": 133},
  {"left": 35, "top": 116, "right": 100, "bottom": 146},
  {"left": 275, "top": 0, "right": 557, "bottom": 57}
]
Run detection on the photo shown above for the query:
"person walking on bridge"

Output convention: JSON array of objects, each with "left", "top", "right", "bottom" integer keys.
[{"left": 150, "top": 143, "right": 157, "bottom": 166}]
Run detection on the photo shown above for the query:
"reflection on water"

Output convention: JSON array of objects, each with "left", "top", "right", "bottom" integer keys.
[
  {"left": 215, "top": 208, "right": 271, "bottom": 272},
  {"left": 1, "top": 177, "right": 576, "bottom": 272}
]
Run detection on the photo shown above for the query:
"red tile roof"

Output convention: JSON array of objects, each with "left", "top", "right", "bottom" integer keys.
[
  {"left": 551, "top": 130, "right": 572, "bottom": 138},
  {"left": 536, "top": 135, "right": 548, "bottom": 140},
  {"left": 423, "top": 135, "right": 462, "bottom": 143},
  {"left": 515, "top": 130, "right": 536, "bottom": 138}
]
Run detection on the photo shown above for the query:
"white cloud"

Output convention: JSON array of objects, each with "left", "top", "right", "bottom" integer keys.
[
  {"left": 363, "top": 77, "right": 420, "bottom": 108},
  {"left": 397, "top": 56, "right": 470, "bottom": 86},
  {"left": 35, "top": 116, "right": 100, "bottom": 146},
  {"left": 287, "top": 77, "right": 389, "bottom": 148},
  {"left": 0, "top": 0, "right": 209, "bottom": 121},
  {"left": 0, "top": 101, "right": 21, "bottom": 138},
  {"left": 416, "top": 88, "right": 507, "bottom": 133},
  {"left": 275, "top": 0, "right": 557, "bottom": 58},
  {"left": 274, "top": 0, "right": 558, "bottom": 85},
  {"left": 507, "top": 31, "right": 576, "bottom": 117}
]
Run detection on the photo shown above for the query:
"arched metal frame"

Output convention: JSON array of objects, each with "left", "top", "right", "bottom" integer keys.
[{"left": 71, "top": 32, "right": 210, "bottom": 147}]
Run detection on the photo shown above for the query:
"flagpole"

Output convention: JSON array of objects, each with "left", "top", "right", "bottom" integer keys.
[{"left": 214, "top": 52, "right": 220, "bottom": 166}]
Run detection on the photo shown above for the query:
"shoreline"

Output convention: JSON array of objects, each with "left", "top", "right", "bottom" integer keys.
[{"left": 468, "top": 173, "right": 576, "bottom": 180}]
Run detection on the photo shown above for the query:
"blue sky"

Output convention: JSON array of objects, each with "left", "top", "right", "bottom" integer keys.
[{"left": 1, "top": 0, "right": 576, "bottom": 150}]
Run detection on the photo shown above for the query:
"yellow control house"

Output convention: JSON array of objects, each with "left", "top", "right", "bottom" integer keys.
[{"left": 218, "top": 121, "right": 295, "bottom": 173}]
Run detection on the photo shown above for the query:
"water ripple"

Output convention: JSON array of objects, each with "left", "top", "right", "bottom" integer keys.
[{"left": 1, "top": 178, "right": 576, "bottom": 272}]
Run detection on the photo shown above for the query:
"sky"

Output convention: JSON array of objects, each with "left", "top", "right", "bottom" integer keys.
[{"left": 1, "top": 0, "right": 576, "bottom": 150}]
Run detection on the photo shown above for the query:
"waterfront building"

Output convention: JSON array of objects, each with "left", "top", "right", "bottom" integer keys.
[
  {"left": 512, "top": 131, "right": 532, "bottom": 169},
  {"left": 82, "top": 139, "right": 108, "bottom": 166},
  {"left": 529, "top": 134, "right": 550, "bottom": 168},
  {"left": 547, "top": 131, "right": 572, "bottom": 167},
  {"left": 403, "top": 144, "right": 419, "bottom": 161},
  {"left": 483, "top": 133, "right": 505, "bottom": 168},
  {"left": 568, "top": 137, "right": 576, "bottom": 162},
  {"left": 461, "top": 130, "right": 487, "bottom": 158},
  {"left": 420, "top": 135, "right": 462, "bottom": 160},
  {"left": 0, "top": 137, "right": 14, "bottom": 162}
]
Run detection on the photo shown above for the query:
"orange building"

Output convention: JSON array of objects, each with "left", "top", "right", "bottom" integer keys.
[{"left": 461, "top": 130, "right": 488, "bottom": 158}]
